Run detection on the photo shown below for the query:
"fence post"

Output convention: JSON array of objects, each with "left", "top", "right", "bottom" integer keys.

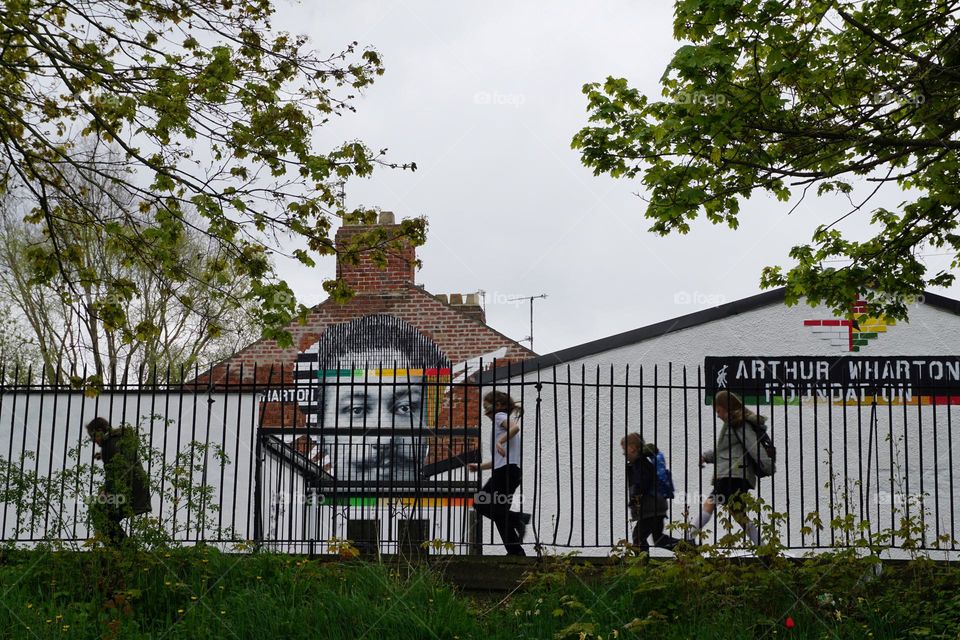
[
  {"left": 468, "top": 508, "right": 482, "bottom": 556},
  {"left": 253, "top": 428, "right": 264, "bottom": 550}
]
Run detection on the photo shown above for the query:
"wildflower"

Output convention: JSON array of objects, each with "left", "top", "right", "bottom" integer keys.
[
  {"left": 191, "top": 596, "right": 197, "bottom": 601},
  {"left": 62, "top": 625, "right": 70, "bottom": 631},
  {"left": 177, "top": 609, "right": 185, "bottom": 615},
  {"left": 25, "top": 603, "right": 32, "bottom": 609},
  {"left": 220, "top": 610, "right": 226, "bottom": 615},
  {"left": 56, "top": 615, "right": 63, "bottom": 620},
  {"left": 785, "top": 616, "right": 795, "bottom": 629}
]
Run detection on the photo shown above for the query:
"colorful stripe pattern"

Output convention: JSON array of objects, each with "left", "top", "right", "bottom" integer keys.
[
  {"left": 315, "top": 497, "right": 473, "bottom": 507},
  {"left": 804, "top": 299, "right": 896, "bottom": 352},
  {"left": 316, "top": 368, "right": 453, "bottom": 378}
]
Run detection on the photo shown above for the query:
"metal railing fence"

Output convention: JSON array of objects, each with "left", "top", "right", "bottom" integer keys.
[{"left": 0, "top": 361, "right": 957, "bottom": 558}]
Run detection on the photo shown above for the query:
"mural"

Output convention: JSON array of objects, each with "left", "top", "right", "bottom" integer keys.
[
  {"left": 289, "top": 315, "right": 452, "bottom": 492},
  {"left": 804, "top": 298, "right": 897, "bottom": 352}
]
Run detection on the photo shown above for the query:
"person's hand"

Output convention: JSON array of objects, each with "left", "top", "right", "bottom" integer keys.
[
  {"left": 94, "top": 452, "right": 102, "bottom": 461},
  {"left": 467, "top": 463, "right": 479, "bottom": 473},
  {"left": 699, "top": 454, "right": 706, "bottom": 468},
  {"left": 496, "top": 439, "right": 506, "bottom": 457}
]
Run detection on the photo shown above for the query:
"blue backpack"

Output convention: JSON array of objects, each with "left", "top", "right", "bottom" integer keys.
[{"left": 647, "top": 451, "right": 675, "bottom": 499}]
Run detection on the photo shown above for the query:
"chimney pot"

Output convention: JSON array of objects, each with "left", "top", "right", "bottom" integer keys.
[
  {"left": 334, "top": 212, "right": 415, "bottom": 293},
  {"left": 434, "top": 294, "right": 448, "bottom": 304},
  {"left": 466, "top": 293, "right": 479, "bottom": 306},
  {"left": 449, "top": 293, "right": 463, "bottom": 306}
]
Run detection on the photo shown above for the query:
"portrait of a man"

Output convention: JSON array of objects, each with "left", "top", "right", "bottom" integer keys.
[{"left": 295, "top": 314, "right": 449, "bottom": 489}]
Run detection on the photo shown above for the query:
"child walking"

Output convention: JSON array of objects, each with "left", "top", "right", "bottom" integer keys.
[
  {"left": 468, "top": 391, "right": 529, "bottom": 555},
  {"left": 686, "top": 390, "right": 764, "bottom": 546},
  {"left": 621, "top": 433, "right": 678, "bottom": 553},
  {"left": 87, "top": 417, "right": 152, "bottom": 545}
]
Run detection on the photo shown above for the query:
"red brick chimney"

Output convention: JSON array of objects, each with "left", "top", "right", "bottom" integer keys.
[{"left": 335, "top": 211, "right": 416, "bottom": 293}]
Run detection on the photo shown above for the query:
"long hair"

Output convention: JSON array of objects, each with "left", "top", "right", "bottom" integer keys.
[
  {"left": 483, "top": 390, "right": 522, "bottom": 419},
  {"left": 714, "top": 390, "right": 758, "bottom": 425}
]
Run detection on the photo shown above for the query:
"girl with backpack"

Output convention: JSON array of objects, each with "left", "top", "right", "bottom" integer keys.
[
  {"left": 621, "top": 432, "right": 679, "bottom": 554},
  {"left": 467, "top": 391, "right": 529, "bottom": 555},
  {"left": 686, "top": 390, "right": 765, "bottom": 546}
]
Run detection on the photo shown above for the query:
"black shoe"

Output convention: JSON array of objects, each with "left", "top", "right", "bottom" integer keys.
[
  {"left": 515, "top": 521, "right": 527, "bottom": 542},
  {"left": 513, "top": 512, "right": 530, "bottom": 542}
]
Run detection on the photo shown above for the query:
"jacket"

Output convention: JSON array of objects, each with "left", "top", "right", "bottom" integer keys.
[
  {"left": 626, "top": 448, "right": 668, "bottom": 519},
  {"left": 101, "top": 429, "right": 152, "bottom": 516},
  {"left": 702, "top": 413, "right": 767, "bottom": 489}
]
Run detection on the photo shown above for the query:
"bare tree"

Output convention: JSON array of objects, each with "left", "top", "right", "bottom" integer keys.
[{"left": 0, "top": 145, "right": 259, "bottom": 385}]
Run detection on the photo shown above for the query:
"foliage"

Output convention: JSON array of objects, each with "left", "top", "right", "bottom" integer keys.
[
  {"left": 0, "top": 414, "right": 236, "bottom": 548},
  {"left": 2, "top": 549, "right": 959, "bottom": 639},
  {"left": 0, "top": 301, "right": 41, "bottom": 379},
  {"left": 0, "top": 0, "right": 425, "bottom": 353},
  {"left": 0, "top": 147, "right": 260, "bottom": 383},
  {"left": 0, "top": 550, "right": 476, "bottom": 639},
  {"left": 574, "top": 1, "right": 960, "bottom": 321}
]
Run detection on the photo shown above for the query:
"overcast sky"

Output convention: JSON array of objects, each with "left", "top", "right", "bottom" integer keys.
[{"left": 270, "top": 1, "right": 960, "bottom": 357}]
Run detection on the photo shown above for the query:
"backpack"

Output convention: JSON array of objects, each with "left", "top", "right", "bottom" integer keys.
[
  {"left": 646, "top": 451, "right": 675, "bottom": 499},
  {"left": 734, "top": 419, "right": 777, "bottom": 478}
]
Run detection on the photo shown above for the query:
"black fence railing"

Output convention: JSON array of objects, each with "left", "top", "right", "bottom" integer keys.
[{"left": 1, "top": 362, "right": 958, "bottom": 558}]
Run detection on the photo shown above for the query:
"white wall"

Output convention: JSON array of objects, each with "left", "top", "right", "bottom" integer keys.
[
  {"left": 0, "top": 392, "right": 258, "bottom": 546},
  {"left": 495, "top": 299, "right": 960, "bottom": 558},
  {"left": 0, "top": 390, "right": 477, "bottom": 554}
]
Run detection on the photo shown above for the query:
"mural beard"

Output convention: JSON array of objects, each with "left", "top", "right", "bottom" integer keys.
[
  {"left": 317, "top": 363, "right": 426, "bottom": 484},
  {"left": 294, "top": 315, "right": 449, "bottom": 490}
]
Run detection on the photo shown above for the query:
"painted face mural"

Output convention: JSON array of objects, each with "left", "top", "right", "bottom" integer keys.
[{"left": 295, "top": 315, "right": 450, "bottom": 489}]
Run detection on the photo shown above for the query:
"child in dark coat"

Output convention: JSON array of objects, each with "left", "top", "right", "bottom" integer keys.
[
  {"left": 621, "top": 432, "right": 678, "bottom": 554},
  {"left": 87, "top": 417, "right": 152, "bottom": 545}
]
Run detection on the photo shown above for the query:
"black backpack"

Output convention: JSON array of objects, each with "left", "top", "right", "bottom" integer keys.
[{"left": 733, "top": 419, "right": 777, "bottom": 478}]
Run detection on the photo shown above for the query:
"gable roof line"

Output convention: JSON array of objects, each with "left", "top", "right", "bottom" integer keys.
[
  {"left": 481, "top": 287, "right": 960, "bottom": 380},
  {"left": 195, "top": 283, "right": 534, "bottom": 382},
  {"left": 402, "top": 284, "right": 535, "bottom": 357}
]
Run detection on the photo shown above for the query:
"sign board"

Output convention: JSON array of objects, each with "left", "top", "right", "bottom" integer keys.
[{"left": 705, "top": 356, "right": 960, "bottom": 403}]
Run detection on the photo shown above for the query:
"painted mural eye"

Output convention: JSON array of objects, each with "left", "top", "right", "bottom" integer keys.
[{"left": 339, "top": 403, "right": 369, "bottom": 419}]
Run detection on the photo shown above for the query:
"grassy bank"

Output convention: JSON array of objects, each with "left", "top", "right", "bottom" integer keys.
[{"left": 1, "top": 547, "right": 958, "bottom": 638}]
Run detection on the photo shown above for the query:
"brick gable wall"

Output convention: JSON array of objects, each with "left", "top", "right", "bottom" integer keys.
[
  {"left": 194, "top": 217, "right": 534, "bottom": 476},
  {"left": 203, "top": 284, "right": 531, "bottom": 385}
]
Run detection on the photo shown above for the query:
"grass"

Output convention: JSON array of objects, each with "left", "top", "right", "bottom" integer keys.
[{"left": 1, "top": 546, "right": 959, "bottom": 639}]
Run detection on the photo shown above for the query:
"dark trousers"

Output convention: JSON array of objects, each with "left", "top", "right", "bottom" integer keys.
[
  {"left": 90, "top": 503, "right": 128, "bottom": 546},
  {"left": 632, "top": 516, "right": 679, "bottom": 553},
  {"left": 474, "top": 464, "right": 525, "bottom": 555}
]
